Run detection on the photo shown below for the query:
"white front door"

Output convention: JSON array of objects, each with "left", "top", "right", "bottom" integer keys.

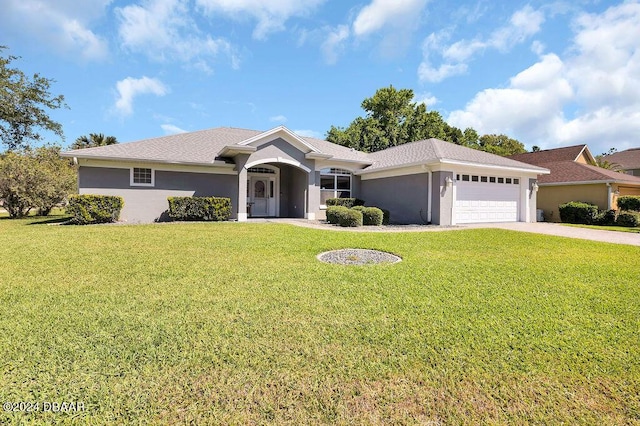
[{"left": 251, "top": 178, "right": 269, "bottom": 217}]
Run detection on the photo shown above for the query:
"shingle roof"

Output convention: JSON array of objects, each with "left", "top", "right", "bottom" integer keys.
[
  {"left": 536, "top": 161, "right": 640, "bottom": 184},
  {"left": 507, "top": 145, "right": 640, "bottom": 185},
  {"left": 508, "top": 145, "right": 588, "bottom": 166},
  {"left": 64, "top": 127, "right": 371, "bottom": 164},
  {"left": 605, "top": 148, "right": 640, "bottom": 170},
  {"left": 62, "top": 126, "right": 546, "bottom": 173},
  {"left": 363, "top": 138, "right": 548, "bottom": 173}
]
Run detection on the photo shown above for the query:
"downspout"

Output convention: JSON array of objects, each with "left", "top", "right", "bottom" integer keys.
[{"left": 427, "top": 170, "right": 432, "bottom": 223}]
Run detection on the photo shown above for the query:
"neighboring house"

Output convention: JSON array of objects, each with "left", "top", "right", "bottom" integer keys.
[
  {"left": 62, "top": 126, "right": 548, "bottom": 225},
  {"left": 509, "top": 145, "right": 640, "bottom": 222},
  {"left": 605, "top": 148, "right": 640, "bottom": 176}
]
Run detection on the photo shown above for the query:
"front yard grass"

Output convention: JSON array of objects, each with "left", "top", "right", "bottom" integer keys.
[
  {"left": 1, "top": 215, "right": 639, "bottom": 424},
  {"left": 564, "top": 223, "right": 640, "bottom": 233}
]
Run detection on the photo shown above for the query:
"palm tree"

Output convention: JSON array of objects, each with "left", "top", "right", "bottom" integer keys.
[
  {"left": 71, "top": 133, "right": 118, "bottom": 150},
  {"left": 595, "top": 155, "right": 623, "bottom": 172}
]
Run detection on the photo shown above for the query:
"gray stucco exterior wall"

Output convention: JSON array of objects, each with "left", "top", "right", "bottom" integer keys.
[
  {"left": 278, "top": 164, "right": 306, "bottom": 218},
  {"left": 359, "top": 173, "right": 430, "bottom": 224},
  {"left": 433, "top": 171, "right": 454, "bottom": 226},
  {"left": 529, "top": 178, "right": 538, "bottom": 222},
  {"left": 78, "top": 166, "right": 238, "bottom": 223}
]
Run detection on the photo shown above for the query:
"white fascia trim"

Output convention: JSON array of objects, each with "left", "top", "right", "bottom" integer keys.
[
  {"left": 359, "top": 165, "right": 431, "bottom": 180},
  {"left": 238, "top": 126, "right": 321, "bottom": 153},
  {"left": 218, "top": 145, "right": 257, "bottom": 156},
  {"left": 305, "top": 152, "right": 333, "bottom": 160},
  {"left": 68, "top": 154, "right": 235, "bottom": 169},
  {"left": 315, "top": 161, "right": 368, "bottom": 173},
  {"left": 77, "top": 158, "right": 238, "bottom": 175},
  {"left": 355, "top": 160, "right": 435, "bottom": 176},
  {"left": 319, "top": 158, "right": 373, "bottom": 167},
  {"left": 539, "top": 180, "right": 618, "bottom": 187},
  {"left": 576, "top": 145, "right": 597, "bottom": 164},
  {"left": 245, "top": 157, "right": 312, "bottom": 173},
  {"left": 439, "top": 159, "right": 550, "bottom": 175}
]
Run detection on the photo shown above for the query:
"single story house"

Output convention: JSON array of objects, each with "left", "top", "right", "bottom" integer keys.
[
  {"left": 605, "top": 148, "right": 640, "bottom": 176},
  {"left": 62, "top": 126, "right": 548, "bottom": 225},
  {"left": 509, "top": 145, "right": 640, "bottom": 222}
]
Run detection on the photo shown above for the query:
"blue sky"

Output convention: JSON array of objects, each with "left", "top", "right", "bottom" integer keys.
[{"left": 2, "top": 0, "right": 639, "bottom": 155}]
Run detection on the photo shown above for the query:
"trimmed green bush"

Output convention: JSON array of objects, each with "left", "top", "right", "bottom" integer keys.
[
  {"left": 326, "top": 198, "right": 365, "bottom": 208},
  {"left": 616, "top": 212, "right": 639, "bottom": 227},
  {"left": 381, "top": 209, "right": 391, "bottom": 225},
  {"left": 617, "top": 196, "right": 640, "bottom": 212},
  {"left": 66, "top": 195, "right": 124, "bottom": 224},
  {"left": 326, "top": 206, "right": 349, "bottom": 224},
  {"left": 338, "top": 209, "right": 363, "bottom": 227},
  {"left": 360, "top": 206, "right": 383, "bottom": 226},
  {"left": 167, "top": 196, "right": 231, "bottom": 221},
  {"left": 558, "top": 201, "right": 598, "bottom": 224},
  {"left": 595, "top": 210, "right": 617, "bottom": 226}
]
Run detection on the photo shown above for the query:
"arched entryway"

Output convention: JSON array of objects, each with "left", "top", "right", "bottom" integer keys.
[{"left": 245, "top": 161, "right": 310, "bottom": 219}]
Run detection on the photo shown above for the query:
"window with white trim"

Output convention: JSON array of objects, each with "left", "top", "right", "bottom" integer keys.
[
  {"left": 320, "top": 168, "right": 352, "bottom": 205},
  {"left": 131, "top": 167, "right": 154, "bottom": 186}
]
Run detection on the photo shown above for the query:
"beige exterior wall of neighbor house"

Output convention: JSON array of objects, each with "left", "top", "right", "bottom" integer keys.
[{"left": 538, "top": 184, "right": 608, "bottom": 222}]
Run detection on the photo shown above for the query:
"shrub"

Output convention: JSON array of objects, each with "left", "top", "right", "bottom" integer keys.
[
  {"left": 326, "top": 198, "right": 365, "bottom": 208},
  {"left": 338, "top": 209, "right": 363, "bottom": 227},
  {"left": 326, "top": 206, "right": 350, "bottom": 224},
  {"left": 167, "top": 196, "right": 231, "bottom": 221},
  {"left": 595, "top": 209, "right": 616, "bottom": 226},
  {"left": 66, "top": 195, "right": 124, "bottom": 224},
  {"left": 558, "top": 201, "right": 598, "bottom": 224},
  {"left": 617, "top": 196, "right": 640, "bottom": 212},
  {"left": 381, "top": 209, "right": 391, "bottom": 225},
  {"left": 359, "top": 206, "right": 383, "bottom": 226},
  {"left": 616, "top": 212, "right": 639, "bottom": 227}
]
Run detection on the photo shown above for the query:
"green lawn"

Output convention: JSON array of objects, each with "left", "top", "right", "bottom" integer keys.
[
  {"left": 564, "top": 223, "right": 640, "bottom": 233},
  {"left": 1, "top": 215, "right": 639, "bottom": 424}
]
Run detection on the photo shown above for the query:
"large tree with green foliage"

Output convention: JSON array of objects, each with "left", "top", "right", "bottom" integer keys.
[
  {"left": 0, "top": 146, "right": 76, "bottom": 217},
  {"left": 0, "top": 47, "right": 67, "bottom": 151},
  {"left": 327, "top": 85, "right": 524, "bottom": 156},
  {"left": 71, "top": 133, "right": 118, "bottom": 150}
]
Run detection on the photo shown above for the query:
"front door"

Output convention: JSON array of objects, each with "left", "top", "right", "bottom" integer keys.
[{"left": 251, "top": 178, "right": 269, "bottom": 217}]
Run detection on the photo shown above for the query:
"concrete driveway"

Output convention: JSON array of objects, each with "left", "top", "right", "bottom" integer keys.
[
  {"left": 260, "top": 219, "right": 640, "bottom": 246},
  {"left": 462, "top": 222, "right": 640, "bottom": 247}
]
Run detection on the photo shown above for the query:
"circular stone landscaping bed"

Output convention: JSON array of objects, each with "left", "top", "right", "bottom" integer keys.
[{"left": 317, "top": 249, "right": 402, "bottom": 265}]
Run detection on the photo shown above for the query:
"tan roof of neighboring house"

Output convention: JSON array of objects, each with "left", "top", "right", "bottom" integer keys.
[
  {"left": 63, "top": 126, "right": 547, "bottom": 173},
  {"left": 605, "top": 148, "right": 640, "bottom": 170},
  {"left": 536, "top": 161, "right": 640, "bottom": 184},
  {"left": 508, "top": 145, "right": 591, "bottom": 166},
  {"left": 508, "top": 145, "right": 640, "bottom": 185}
]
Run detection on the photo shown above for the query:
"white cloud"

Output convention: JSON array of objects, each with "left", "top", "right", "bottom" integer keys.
[
  {"left": 0, "top": 0, "right": 110, "bottom": 60},
  {"left": 161, "top": 124, "right": 188, "bottom": 134},
  {"left": 269, "top": 115, "right": 288, "bottom": 123},
  {"left": 419, "top": 5, "right": 544, "bottom": 83},
  {"left": 414, "top": 92, "right": 438, "bottom": 107},
  {"left": 294, "top": 129, "right": 323, "bottom": 139},
  {"left": 447, "top": 2, "right": 640, "bottom": 153},
  {"left": 114, "top": 76, "right": 169, "bottom": 116},
  {"left": 321, "top": 25, "right": 350, "bottom": 64},
  {"left": 195, "top": 0, "right": 325, "bottom": 40},
  {"left": 352, "top": 0, "right": 429, "bottom": 37},
  {"left": 116, "top": 0, "right": 237, "bottom": 72}
]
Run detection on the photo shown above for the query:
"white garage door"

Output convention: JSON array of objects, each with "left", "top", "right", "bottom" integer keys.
[{"left": 454, "top": 177, "right": 520, "bottom": 224}]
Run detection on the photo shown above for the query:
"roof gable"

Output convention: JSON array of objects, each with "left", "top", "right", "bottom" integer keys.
[
  {"left": 236, "top": 126, "right": 320, "bottom": 154},
  {"left": 508, "top": 145, "right": 594, "bottom": 166},
  {"left": 538, "top": 160, "right": 640, "bottom": 185}
]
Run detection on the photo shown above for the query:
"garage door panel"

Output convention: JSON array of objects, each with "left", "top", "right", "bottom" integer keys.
[{"left": 455, "top": 181, "right": 519, "bottom": 224}]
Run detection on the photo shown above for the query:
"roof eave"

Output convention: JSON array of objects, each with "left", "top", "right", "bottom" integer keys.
[
  {"left": 217, "top": 145, "right": 257, "bottom": 156},
  {"left": 439, "top": 159, "right": 550, "bottom": 174},
  {"left": 69, "top": 154, "right": 235, "bottom": 168}
]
